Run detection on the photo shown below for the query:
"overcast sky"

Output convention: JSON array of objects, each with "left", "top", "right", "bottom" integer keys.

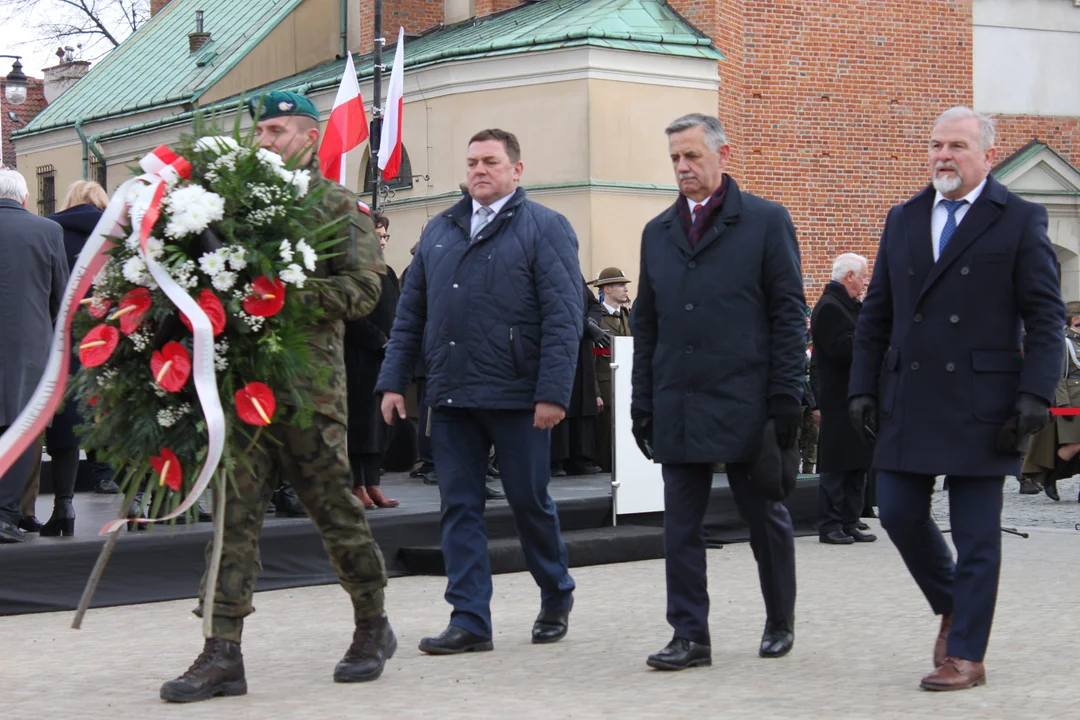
[{"left": 1, "top": 3, "right": 138, "bottom": 79}]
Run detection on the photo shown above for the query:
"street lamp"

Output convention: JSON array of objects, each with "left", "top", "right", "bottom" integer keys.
[{"left": 1, "top": 56, "right": 28, "bottom": 106}]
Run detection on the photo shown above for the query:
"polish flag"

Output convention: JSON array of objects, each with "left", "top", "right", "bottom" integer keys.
[
  {"left": 378, "top": 27, "right": 406, "bottom": 181},
  {"left": 318, "top": 53, "right": 368, "bottom": 184}
]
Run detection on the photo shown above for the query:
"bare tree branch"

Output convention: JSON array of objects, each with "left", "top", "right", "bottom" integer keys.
[{"left": 0, "top": 0, "right": 148, "bottom": 52}]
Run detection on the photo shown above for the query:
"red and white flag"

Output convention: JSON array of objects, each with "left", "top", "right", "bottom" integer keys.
[
  {"left": 318, "top": 53, "right": 369, "bottom": 184},
  {"left": 378, "top": 27, "right": 405, "bottom": 181}
]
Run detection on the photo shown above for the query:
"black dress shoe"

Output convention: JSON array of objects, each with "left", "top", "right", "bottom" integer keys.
[
  {"left": 1045, "top": 476, "right": 1061, "bottom": 502},
  {"left": 855, "top": 521, "right": 870, "bottom": 531},
  {"left": 418, "top": 625, "right": 494, "bottom": 655},
  {"left": 18, "top": 516, "right": 42, "bottom": 533},
  {"left": 646, "top": 638, "right": 712, "bottom": 671},
  {"left": 273, "top": 485, "right": 307, "bottom": 517},
  {"left": 760, "top": 618, "right": 794, "bottom": 658},
  {"left": 93, "top": 478, "right": 121, "bottom": 494},
  {"left": 1018, "top": 476, "right": 1043, "bottom": 495},
  {"left": 485, "top": 484, "right": 506, "bottom": 500},
  {"left": 0, "top": 520, "right": 27, "bottom": 544},
  {"left": 532, "top": 598, "right": 572, "bottom": 644},
  {"left": 843, "top": 526, "right": 877, "bottom": 543},
  {"left": 819, "top": 530, "right": 855, "bottom": 545}
]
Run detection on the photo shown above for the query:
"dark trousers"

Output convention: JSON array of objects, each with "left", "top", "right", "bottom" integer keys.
[
  {"left": 877, "top": 472, "right": 1004, "bottom": 662},
  {"left": 662, "top": 463, "right": 796, "bottom": 646},
  {"left": 416, "top": 378, "right": 433, "bottom": 466},
  {"left": 431, "top": 407, "right": 575, "bottom": 639},
  {"left": 817, "top": 469, "right": 866, "bottom": 534},
  {"left": 0, "top": 428, "right": 37, "bottom": 525}
]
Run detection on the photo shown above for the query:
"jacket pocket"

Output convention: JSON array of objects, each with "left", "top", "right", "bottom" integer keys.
[
  {"left": 971, "top": 349, "right": 1022, "bottom": 422},
  {"left": 510, "top": 326, "right": 525, "bottom": 378},
  {"left": 879, "top": 347, "right": 900, "bottom": 416}
]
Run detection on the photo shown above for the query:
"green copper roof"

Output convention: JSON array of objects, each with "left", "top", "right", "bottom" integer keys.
[
  {"left": 22, "top": 0, "right": 720, "bottom": 141},
  {"left": 278, "top": 0, "right": 721, "bottom": 90},
  {"left": 17, "top": 0, "right": 304, "bottom": 137}
]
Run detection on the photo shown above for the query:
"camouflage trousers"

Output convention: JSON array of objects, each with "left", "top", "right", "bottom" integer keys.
[
  {"left": 194, "top": 413, "right": 387, "bottom": 641},
  {"left": 799, "top": 406, "right": 819, "bottom": 470}
]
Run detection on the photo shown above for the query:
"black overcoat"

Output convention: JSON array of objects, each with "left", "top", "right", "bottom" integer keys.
[
  {"left": 345, "top": 266, "right": 400, "bottom": 456},
  {"left": 850, "top": 176, "right": 1065, "bottom": 477},
  {"left": 810, "top": 281, "right": 872, "bottom": 472},
  {"left": 631, "top": 178, "right": 806, "bottom": 464}
]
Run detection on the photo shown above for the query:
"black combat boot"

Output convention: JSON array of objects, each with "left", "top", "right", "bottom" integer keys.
[
  {"left": 160, "top": 638, "right": 247, "bottom": 703},
  {"left": 334, "top": 612, "right": 397, "bottom": 683}
]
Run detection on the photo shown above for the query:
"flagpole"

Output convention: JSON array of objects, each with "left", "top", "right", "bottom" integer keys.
[{"left": 369, "top": 0, "right": 384, "bottom": 212}]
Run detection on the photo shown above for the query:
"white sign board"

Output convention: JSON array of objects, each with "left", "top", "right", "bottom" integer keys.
[{"left": 610, "top": 335, "right": 665, "bottom": 517}]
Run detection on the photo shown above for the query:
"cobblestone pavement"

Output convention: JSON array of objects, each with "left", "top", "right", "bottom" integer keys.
[
  {"left": 934, "top": 476, "right": 1080, "bottom": 530},
  {"left": 5, "top": 520, "right": 1079, "bottom": 720}
]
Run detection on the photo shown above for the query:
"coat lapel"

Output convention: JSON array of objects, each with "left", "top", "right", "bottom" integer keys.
[
  {"left": 903, "top": 186, "right": 935, "bottom": 294},
  {"left": 918, "top": 176, "right": 1008, "bottom": 302},
  {"left": 661, "top": 204, "right": 692, "bottom": 256}
]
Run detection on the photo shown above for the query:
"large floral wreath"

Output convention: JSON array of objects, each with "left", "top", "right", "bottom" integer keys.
[{"left": 69, "top": 128, "right": 343, "bottom": 524}]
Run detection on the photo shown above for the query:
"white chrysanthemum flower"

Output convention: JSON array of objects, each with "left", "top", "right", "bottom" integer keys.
[
  {"left": 198, "top": 251, "right": 226, "bottom": 276},
  {"left": 295, "top": 239, "right": 317, "bottom": 272},
  {"left": 226, "top": 246, "right": 247, "bottom": 271},
  {"left": 122, "top": 255, "right": 151, "bottom": 286},
  {"left": 279, "top": 239, "right": 293, "bottom": 262},
  {"left": 257, "top": 148, "right": 285, "bottom": 169},
  {"left": 127, "top": 182, "right": 160, "bottom": 233},
  {"left": 194, "top": 136, "right": 240, "bottom": 154},
  {"left": 163, "top": 185, "right": 226, "bottom": 239},
  {"left": 291, "top": 169, "right": 311, "bottom": 197},
  {"left": 212, "top": 271, "right": 237, "bottom": 292},
  {"left": 280, "top": 263, "right": 306, "bottom": 288},
  {"left": 144, "top": 237, "right": 165, "bottom": 262}
]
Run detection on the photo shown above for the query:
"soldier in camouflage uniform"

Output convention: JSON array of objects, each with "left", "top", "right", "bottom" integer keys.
[{"left": 161, "top": 91, "right": 395, "bottom": 704}]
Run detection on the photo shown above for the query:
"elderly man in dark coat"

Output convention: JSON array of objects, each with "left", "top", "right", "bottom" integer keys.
[
  {"left": 378, "top": 129, "right": 581, "bottom": 654},
  {"left": 0, "top": 169, "right": 69, "bottom": 544},
  {"left": 811, "top": 253, "right": 876, "bottom": 545},
  {"left": 850, "top": 107, "right": 1065, "bottom": 691},
  {"left": 631, "top": 113, "right": 805, "bottom": 671}
]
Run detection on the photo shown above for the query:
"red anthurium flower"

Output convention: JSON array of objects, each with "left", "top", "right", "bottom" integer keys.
[
  {"left": 150, "top": 341, "right": 192, "bottom": 392},
  {"left": 81, "top": 296, "right": 112, "bottom": 320},
  {"left": 235, "top": 382, "right": 276, "bottom": 426},
  {"left": 111, "top": 288, "right": 153, "bottom": 335},
  {"left": 242, "top": 277, "right": 286, "bottom": 318},
  {"left": 88, "top": 395, "right": 100, "bottom": 407},
  {"left": 150, "top": 448, "right": 183, "bottom": 491},
  {"left": 78, "top": 325, "right": 120, "bottom": 367},
  {"left": 180, "top": 289, "right": 227, "bottom": 336}
]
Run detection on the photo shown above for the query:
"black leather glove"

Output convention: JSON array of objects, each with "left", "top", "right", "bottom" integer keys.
[
  {"left": 585, "top": 318, "right": 612, "bottom": 349},
  {"left": 1015, "top": 392, "right": 1050, "bottom": 439},
  {"left": 847, "top": 394, "right": 878, "bottom": 446},
  {"left": 631, "top": 413, "right": 654, "bottom": 461},
  {"left": 767, "top": 395, "right": 802, "bottom": 449}
]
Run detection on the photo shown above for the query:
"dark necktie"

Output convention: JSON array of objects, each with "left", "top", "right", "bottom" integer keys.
[{"left": 938, "top": 199, "right": 967, "bottom": 258}]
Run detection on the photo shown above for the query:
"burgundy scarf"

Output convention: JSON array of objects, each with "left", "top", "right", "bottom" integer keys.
[{"left": 677, "top": 174, "right": 730, "bottom": 248}]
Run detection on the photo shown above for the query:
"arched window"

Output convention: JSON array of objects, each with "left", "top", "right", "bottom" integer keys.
[{"left": 361, "top": 146, "right": 413, "bottom": 194}]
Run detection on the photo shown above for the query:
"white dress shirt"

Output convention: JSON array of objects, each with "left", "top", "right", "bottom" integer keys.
[
  {"left": 471, "top": 192, "right": 515, "bottom": 238},
  {"left": 931, "top": 178, "right": 986, "bottom": 261},
  {"left": 602, "top": 301, "right": 622, "bottom": 316}
]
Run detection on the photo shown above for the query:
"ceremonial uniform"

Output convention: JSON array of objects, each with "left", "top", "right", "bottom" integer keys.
[
  {"left": 586, "top": 267, "right": 633, "bottom": 472},
  {"left": 163, "top": 91, "right": 393, "bottom": 704}
]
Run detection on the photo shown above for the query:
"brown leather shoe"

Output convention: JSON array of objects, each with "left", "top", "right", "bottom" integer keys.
[
  {"left": 920, "top": 657, "right": 986, "bottom": 691},
  {"left": 933, "top": 612, "right": 952, "bottom": 668},
  {"left": 352, "top": 486, "right": 376, "bottom": 510}
]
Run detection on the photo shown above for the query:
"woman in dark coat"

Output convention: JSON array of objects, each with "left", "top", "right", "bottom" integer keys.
[
  {"left": 41, "top": 181, "right": 109, "bottom": 536},
  {"left": 345, "top": 214, "right": 401, "bottom": 508},
  {"left": 550, "top": 278, "right": 602, "bottom": 475}
]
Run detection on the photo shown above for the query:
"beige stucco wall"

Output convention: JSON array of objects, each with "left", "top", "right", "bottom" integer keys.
[
  {"left": 199, "top": 0, "right": 340, "bottom": 106},
  {"left": 15, "top": 141, "right": 85, "bottom": 216}
]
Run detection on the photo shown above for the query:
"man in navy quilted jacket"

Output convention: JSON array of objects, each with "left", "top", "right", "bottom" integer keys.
[{"left": 377, "top": 129, "right": 583, "bottom": 654}]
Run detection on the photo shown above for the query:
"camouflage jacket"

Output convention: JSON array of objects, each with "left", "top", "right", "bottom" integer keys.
[{"left": 297, "top": 158, "right": 385, "bottom": 424}]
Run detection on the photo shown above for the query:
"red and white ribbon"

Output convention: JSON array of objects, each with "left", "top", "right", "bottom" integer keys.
[{"left": 0, "top": 146, "right": 226, "bottom": 536}]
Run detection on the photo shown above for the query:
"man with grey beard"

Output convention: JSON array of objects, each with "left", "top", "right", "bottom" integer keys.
[{"left": 849, "top": 107, "right": 1064, "bottom": 691}]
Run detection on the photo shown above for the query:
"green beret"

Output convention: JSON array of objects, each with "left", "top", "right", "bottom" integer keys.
[{"left": 248, "top": 91, "right": 319, "bottom": 122}]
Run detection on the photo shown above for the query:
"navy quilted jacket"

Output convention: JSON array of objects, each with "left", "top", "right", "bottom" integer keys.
[{"left": 376, "top": 188, "right": 583, "bottom": 410}]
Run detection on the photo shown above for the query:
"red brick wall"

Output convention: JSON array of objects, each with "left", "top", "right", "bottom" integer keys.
[
  {"left": 996, "top": 116, "right": 1080, "bottom": 173},
  {"left": 475, "top": 0, "right": 526, "bottom": 17},
  {"left": 150, "top": 0, "right": 171, "bottom": 17},
  {"left": 358, "top": 1, "right": 443, "bottom": 50},
  {"left": 673, "top": 0, "right": 975, "bottom": 293}
]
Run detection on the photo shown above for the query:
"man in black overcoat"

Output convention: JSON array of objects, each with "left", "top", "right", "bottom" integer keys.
[
  {"left": 631, "top": 113, "right": 805, "bottom": 671},
  {"left": 810, "top": 253, "right": 876, "bottom": 545},
  {"left": 850, "top": 107, "right": 1065, "bottom": 691}
]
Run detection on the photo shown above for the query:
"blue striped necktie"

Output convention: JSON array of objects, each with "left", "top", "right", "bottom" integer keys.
[{"left": 938, "top": 199, "right": 967, "bottom": 258}]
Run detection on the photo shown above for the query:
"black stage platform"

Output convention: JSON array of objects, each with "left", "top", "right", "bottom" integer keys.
[{"left": 0, "top": 472, "right": 820, "bottom": 616}]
